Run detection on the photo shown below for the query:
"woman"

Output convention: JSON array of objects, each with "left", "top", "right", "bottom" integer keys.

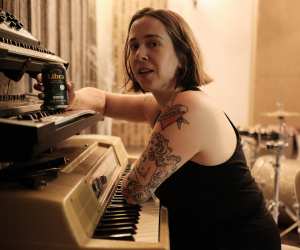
[{"left": 36, "top": 7, "right": 281, "bottom": 250}]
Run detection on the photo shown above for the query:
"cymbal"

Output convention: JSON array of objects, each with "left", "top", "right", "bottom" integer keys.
[{"left": 261, "top": 110, "right": 300, "bottom": 118}]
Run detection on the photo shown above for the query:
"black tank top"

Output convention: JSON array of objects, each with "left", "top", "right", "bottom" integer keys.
[
  {"left": 155, "top": 116, "right": 265, "bottom": 223},
  {"left": 153, "top": 89, "right": 280, "bottom": 249}
]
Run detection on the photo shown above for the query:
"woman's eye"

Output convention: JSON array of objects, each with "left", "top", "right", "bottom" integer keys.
[
  {"left": 129, "top": 43, "right": 139, "bottom": 51},
  {"left": 148, "top": 41, "right": 158, "bottom": 48}
]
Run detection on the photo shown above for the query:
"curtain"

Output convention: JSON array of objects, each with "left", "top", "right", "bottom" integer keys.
[
  {"left": 110, "top": 0, "right": 167, "bottom": 149},
  {"left": 0, "top": 0, "right": 109, "bottom": 134}
]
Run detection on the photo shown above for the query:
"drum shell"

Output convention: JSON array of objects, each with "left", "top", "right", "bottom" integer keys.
[{"left": 251, "top": 155, "right": 300, "bottom": 224}]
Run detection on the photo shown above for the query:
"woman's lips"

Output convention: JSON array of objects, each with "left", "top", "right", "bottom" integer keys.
[{"left": 138, "top": 68, "right": 154, "bottom": 74}]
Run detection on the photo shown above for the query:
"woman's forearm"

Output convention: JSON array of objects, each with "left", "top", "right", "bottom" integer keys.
[{"left": 104, "top": 92, "right": 147, "bottom": 122}]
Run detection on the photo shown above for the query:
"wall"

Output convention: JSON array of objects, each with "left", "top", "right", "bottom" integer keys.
[
  {"left": 167, "top": 0, "right": 257, "bottom": 127},
  {"left": 252, "top": 0, "right": 300, "bottom": 128}
]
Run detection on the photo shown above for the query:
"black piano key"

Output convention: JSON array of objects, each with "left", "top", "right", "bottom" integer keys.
[
  {"left": 103, "top": 211, "right": 139, "bottom": 218},
  {"left": 114, "top": 192, "right": 123, "bottom": 196},
  {"left": 100, "top": 217, "right": 138, "bottom": 225},
  {"left": 105, "top": 207, "right": 140, "bottom": 213},
  {"left": 93, "top": 233, "right": 134, "bottom": 241},
  {"left": 113, "top": 194, "right": 124, "bottom": 198},
  {"left": 110, "top": 200, "right": 127, "bottom": 204},
  {"left": 94, "top": 226, "right": 136, "bottom": 235},
  {"left": 107, "top": 203, "right": 141, "bottom": 209},
  {"left": 111, "top": 198, "right": 126, "bottom": 202},
  {"left": 96, "top": 222, "right": 137, "bottom": 230},
  {"left": 100, "top": 216, "right": 138, "bottom": 224},
  {"left": 99, "top": 222, "right": 137, "bottom": 229},
  {"left": 111, "top": 195, "right": 125, "bottom": 199},
  {"left": 92, "top": 163, "right": 145, "bottom": 242},
  {"left": 103, "top": 210, "right": 140, "bottom": 218},
  {"left": 101, "top": 213, "right": 138, "bottom": 219}
]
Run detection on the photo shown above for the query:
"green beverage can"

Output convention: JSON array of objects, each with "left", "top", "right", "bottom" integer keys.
[{"left": 42, "top": 63, "right": 68, "bottom": 110}]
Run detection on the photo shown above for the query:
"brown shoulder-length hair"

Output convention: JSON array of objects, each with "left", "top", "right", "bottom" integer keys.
[{"left": 124, "top": 7, "right": 213, "bottom": 92}]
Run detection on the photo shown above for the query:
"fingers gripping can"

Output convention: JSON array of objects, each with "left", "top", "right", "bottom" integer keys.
[{"left": 42, "top": 63, "right": 69, "bottom": 110}]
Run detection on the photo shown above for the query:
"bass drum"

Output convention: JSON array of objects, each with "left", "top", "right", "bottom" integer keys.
[
  {"left": 251, "top": 155, "right": 300, "bottom": 225},
  {"left": 240, "top": 136, "right": 257, "bottom": 169}
]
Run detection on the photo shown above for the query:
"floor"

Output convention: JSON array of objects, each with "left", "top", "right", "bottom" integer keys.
[{"left": 281, "top": 224, "right": 300, "bottom": 247}]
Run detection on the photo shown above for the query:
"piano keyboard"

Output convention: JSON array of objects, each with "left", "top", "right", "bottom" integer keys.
[
  {"left": 0, "top": 39, "right": 67, "bottom": 65},
  {"left": 94, "top": 164, "right": 160, "bottom": 243},
  {"left": 0, "top": 109, "right": 103, "bottom": 160},
  {"left": 29, "top": 109, "right": 99, "bottom": 127}
]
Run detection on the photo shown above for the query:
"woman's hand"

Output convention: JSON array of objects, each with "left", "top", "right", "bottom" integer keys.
[
  {"left": 33, "top": 74, "right": 106, "bottom": 114},
  {"left": 71, "top": 87, "right": 106, "bottom": 114},
  {"left": 33, "top": 73, "right": 76, "bottom": 107}
]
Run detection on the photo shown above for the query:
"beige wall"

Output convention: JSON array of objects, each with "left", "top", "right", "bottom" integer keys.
[
  {"left": 168, "top": 0, "right": 300, "bottom": 130},
  {"left": 168, "top": 0, "right": 257, "bottom": 127},
  {"left": 252, "top": 0, "right": 300, "bottom": 129}
]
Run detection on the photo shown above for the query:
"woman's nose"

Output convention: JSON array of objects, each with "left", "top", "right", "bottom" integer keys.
[{"left": 135, "top": 46, "right": 149, "bottom": 61}]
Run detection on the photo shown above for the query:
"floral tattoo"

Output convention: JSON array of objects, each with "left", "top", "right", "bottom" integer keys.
[
  {"left": 124, "top": 132, "right": 181, "bottom": 203},
  {"left": 158, "top": 104, "right": 189, "bottom": 130}
]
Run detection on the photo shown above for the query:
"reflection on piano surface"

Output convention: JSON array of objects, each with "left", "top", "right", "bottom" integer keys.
[{"left": 0, "top": 135, "right": 169, "bottom": 250}]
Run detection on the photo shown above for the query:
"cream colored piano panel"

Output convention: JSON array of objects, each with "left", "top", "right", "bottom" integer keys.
[
  {"left": 65, "top": 146, "right": 124, "bottom": 242},
  {"left": 0, "top": 173, "right": 83, "bottom": 249},
  {"left": 77, "top": 134, "right": 129, "bottom": 169},
  {"left": 65, "top": 177, "right": 99, "bottom": 239}
]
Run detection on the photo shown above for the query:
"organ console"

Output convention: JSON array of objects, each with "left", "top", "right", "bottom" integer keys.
[{"left": 0, "top": 8, "right": 169, "bottom": 250}]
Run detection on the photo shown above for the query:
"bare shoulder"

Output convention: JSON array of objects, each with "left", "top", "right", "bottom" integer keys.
[
  {"left": 174, "top": 90, "right": 223, "bottom": 120},
  {"left": 174, "top": 90, "right": 237, "bottom": 165},
  {"left": 173, "top": 90, "right": 233, "bottom": 143}
]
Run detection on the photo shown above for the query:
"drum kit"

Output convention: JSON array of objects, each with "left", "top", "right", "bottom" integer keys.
[{"left": 239, "top": 108, "right": 300, "bottom": 237}]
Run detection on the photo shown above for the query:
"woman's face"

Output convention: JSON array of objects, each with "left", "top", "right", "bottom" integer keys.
[{"left": 128, "top": 16, "right": 180, "bottom": 93}]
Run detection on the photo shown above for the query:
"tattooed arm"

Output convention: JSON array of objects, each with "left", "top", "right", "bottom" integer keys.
[
  {"left": 121, "top": 92, "right": 207, "bottom": 204},
  {"left": 122, "top": 132, "right": 182, "bottom": 204},
  {"left": 121, "top": 91, "right": 238, "bottom": 204}
]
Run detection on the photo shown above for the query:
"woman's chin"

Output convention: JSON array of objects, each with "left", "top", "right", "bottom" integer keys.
[{"left": 138, "top": 81, "right": 153, "bottom": 92}]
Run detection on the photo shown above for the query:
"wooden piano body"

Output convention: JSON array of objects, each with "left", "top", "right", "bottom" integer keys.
[{"left": 0, "top": 135, "right": 169, "bottom": 250}]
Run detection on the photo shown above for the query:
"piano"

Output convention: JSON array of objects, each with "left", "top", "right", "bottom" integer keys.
[
  {"left": 0, "top": 134, "right": 169, "bottom": 250},
  {"left": 0, "top": 9, "right": 169, "bottom": 250}
]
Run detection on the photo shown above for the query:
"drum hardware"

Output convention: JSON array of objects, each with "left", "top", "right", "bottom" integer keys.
[
  {"left": 261, "top": 102, "right": 300, "bottom": 119},
  {"left": 265, "top": 140, "right": 289, "bottom": 224},
  {"left": 247, "top": 105, "right": 300, "bottom": 236},
  {"left": 238, "top": 126, "right": 280, "bottom": 169},
  {"left": 262, "top": 110, "right": 299, "bottom": 226},
  {"left": 279, "top": 203, "right": 300, "bottom": 237},
  {"left": 240, "top": 137, "right": 258, "bottom": 168},
  {"left": 252, "top": 155, "right": 300, "bottom": 235},
  {"left": 261, "top": 110, "right": 300, "bottom": 118}
]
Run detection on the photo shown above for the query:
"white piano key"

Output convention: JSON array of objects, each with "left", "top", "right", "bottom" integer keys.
[{"left": 134, "top": 199, "right": 160, "bottom": 243}]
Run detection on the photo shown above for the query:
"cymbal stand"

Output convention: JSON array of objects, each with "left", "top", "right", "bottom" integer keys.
[{"left": 266, "top": 116, "right": 288, "bottom": 224}]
